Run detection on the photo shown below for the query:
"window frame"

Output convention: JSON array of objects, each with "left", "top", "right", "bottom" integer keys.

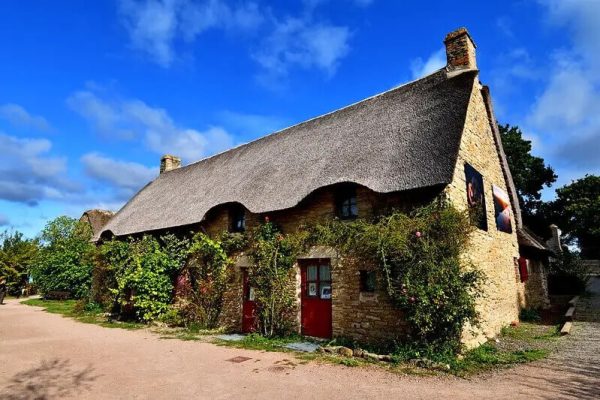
[
  {"left": 336, "top": 185, "right": 358, "bottom": 220},
  {"left": 305, "top": 263, "right": 332, "bottom": 299},
  {"left": 359, "top": 270, "right": 376, "bottom": 293},
  {"left": 229, "top": 205, "right": 246, "bottom": 233}
]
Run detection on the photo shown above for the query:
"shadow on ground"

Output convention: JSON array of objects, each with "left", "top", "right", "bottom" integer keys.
[{"left": 1, "top": 358, "right": 98, "bottom": 400}]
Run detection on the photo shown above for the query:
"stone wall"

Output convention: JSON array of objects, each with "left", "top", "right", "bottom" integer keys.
[
  {"left": 445, "top": 81, "right": 521, "bottom": 347},
  {"left": 197, "top": 184, "right": 436, "bottom": 341},
  {"left": 524, "top": 259, "right": 550, "bottom": 309},
  {"left": 330, "top": 257, "right": 408, "bottom": 344}
]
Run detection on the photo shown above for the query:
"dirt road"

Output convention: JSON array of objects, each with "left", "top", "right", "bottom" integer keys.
[{"left": 1, "top": 285, "right": 599, "bottom": 399}]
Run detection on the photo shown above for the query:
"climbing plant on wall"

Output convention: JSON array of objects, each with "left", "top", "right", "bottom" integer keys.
[
  {"left": 247, "top": 220, "right": 308, "bottom": 337},
  {"left": 309, "top": 200, "right": 484, "bottom": 351},
  {"left": 181, "top": 232, "right": 236, "bottom": 328}
]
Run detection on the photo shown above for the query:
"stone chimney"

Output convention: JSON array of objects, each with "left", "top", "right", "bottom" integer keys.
[
  {"left": 546, "top": 224, "right": 563, "bottom": 254},
  {"left": 160, "top": 154, "right": 181, "bottom": 174},
  {"left": 444, "top": 27, "right": 477, "bottom": 71}
]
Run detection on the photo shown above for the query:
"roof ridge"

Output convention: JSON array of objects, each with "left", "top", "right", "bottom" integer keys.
[{"left": 166, "top": 67, "right": 458, "bottom": 175}]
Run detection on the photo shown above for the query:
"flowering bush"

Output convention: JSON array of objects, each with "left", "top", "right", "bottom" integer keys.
[{"left": 310, "top": 200, "right": 484, "bottom": 352}]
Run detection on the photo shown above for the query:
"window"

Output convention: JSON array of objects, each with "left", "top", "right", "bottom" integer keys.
[
  {"left": 336, "top": 186, "right": 358, "bottom": 219},
  {"left": 360, "top": 270, "right": 376, "bottom": 293},
  {"left": 305, "top": 264, "right": 332, "bottom": 300},
  {"left": 230, "top": 205, "right": 246, "bottom": 233}
]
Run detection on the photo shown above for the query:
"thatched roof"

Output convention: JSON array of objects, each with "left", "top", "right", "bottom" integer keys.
[
  {"left": 100, "top": 69, "right": 479, "bottom": 239},
  {"left": 518, "top": 227, "right": 552, "bottom": 254},
  {"left": 80, "top": 209, "right": 114, "bottom": 236}
]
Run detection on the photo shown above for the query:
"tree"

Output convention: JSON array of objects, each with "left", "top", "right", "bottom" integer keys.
[
  {"left": 499, "top": 124, "right": 557, "bottom": 233},
  {"left": 31, "top": 216, "right": 96, "bottom": 299},
  {"left": 548, "top": 175, "right": 600, "bottom": 259},
  {"left": 0, "top": 231, "right": 39, "bottom": 295}
]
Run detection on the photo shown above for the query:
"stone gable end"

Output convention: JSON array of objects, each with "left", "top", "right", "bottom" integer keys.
[{"left": 445, "top": 79, "right": 522, "bottom": 347}]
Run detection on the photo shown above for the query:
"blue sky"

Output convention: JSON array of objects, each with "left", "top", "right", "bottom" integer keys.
[{"left": 1, "top": 0, "right": 599, "bottom": 237}]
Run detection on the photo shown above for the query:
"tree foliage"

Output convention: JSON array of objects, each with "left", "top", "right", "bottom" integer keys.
[
  {"left": 547, "top": 175, "right": 600, "bottom": 259},
  {"left": 0, "top": 231, "right": 38, "bottom": 295},
  {"left": 547, "top": 249, "right": 590, "bottom": 295},
  {"left": 499, "top": 124, "right": 557, "bottom": 231},
  {"left": 31, "top": 216, "right": 95, "bottom": 299}
]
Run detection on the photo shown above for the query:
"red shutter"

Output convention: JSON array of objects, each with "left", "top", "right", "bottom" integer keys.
[{"left": 518, "top": 257, "right": 529, "bottom": 282}]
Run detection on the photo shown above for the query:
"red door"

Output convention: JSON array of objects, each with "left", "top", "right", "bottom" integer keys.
[
  {"left": 242, "top": 270, "right": 257, "bottom": 333},
  {"left": 301, "top": 260, "right": 332, "bottom": 338}
]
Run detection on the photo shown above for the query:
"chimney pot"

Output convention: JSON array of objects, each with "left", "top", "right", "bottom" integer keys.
[
  {"left": 444, "top": 27, "right": 477, "bottom": 71},
  {"left": 160, "top": 154, "right": 181, "bottom": 174}
]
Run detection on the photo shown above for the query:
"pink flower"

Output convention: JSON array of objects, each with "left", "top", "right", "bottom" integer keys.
[
  {"left": 415, "top": 231, "right": 422, "bottom": 238},
  {"left": 410, "top": 297, "right": 416, "bottom": 303}
]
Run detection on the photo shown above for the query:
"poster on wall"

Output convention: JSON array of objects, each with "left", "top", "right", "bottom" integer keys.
[
  {"left": 464, "top": 163, "right": 487, "bottom": 230},
  {"left": 492, "top": 185, "right": 513, "bottom": 233}
]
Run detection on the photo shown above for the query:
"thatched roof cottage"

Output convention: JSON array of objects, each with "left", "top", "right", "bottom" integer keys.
[{"left": 99, "top": 28, "right": 545, "bottom": 346}]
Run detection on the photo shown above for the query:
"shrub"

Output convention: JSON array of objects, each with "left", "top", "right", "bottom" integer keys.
[
  {"left": 99, "top": 234, "right": 189, "bottom": 321},
  {"left": 519, "top": 308, "right": 541, "bottom": 322},
  {"left": 31, "top": 217, "right": 95, "bottom": 299}
]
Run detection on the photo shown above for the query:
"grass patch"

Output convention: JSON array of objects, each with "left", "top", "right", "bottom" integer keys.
[
  {"left": 214, "top": 333, "right": 308, "bottom": 352},
  {"left": 450, "top": 322, "right": 559, "bottom": 376},
  {"left": 21, "top": 299, "right": 144, "bottom": 331},
  {"left": 218, "top": 323, "right": 560, "bottom": 376}
]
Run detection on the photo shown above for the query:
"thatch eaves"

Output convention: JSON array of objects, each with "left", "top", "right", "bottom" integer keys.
[{"left": 99, "top": 69, "right": 479, "bottom": 239}]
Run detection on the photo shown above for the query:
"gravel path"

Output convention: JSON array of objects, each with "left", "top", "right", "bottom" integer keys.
[{"left": 1, "top": 281, "right": 599, "bottom": 400}]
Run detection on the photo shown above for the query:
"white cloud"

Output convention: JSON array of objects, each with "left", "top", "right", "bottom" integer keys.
[
  {"left": 410, "top": 47, "right": 446, "bottom": 79},
  {"left": 0, "top": 213, "right": 8, "bottom": 226},
  {"left": 81, "top": 153, "right": 157, "bottom": 200},
  {"left": 0, "top": 104, "right": 51, "bottom": 132},
  {"left": 118, "top": 0, "right": 264, "bottom": 67},
  {"left": 542, "top": 0, "right": 600, "bottom": 69},
  {"left": 526, "top": 2, "right": 600, "bottom": 172},
  {"left": 0, "top": 133, "right": 78, "bottom": 205},
  {"left": 254, "top": 17, "right": 351, "bottom": 81},
  {"left": 67, "top": 88, "right": 235, "bottom": 162},
  {"left": 118, "top": 1, "right": 353, "bottom": 81}
]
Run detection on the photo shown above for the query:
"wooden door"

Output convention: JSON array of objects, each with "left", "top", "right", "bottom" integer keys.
[
  {"left": 300, "top": 260, "right": 332, "bottom": 338},
  {"left": 242, "top": 270, "right": 257, "bottom": 333}
]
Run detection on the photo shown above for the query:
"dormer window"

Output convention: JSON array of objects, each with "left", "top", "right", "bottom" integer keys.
[
  {"left": 230, "top": 205, "right": 246, "bottom": 233},
  {"left": 336, "top": 185, "right": 358, "bottom": 220}
]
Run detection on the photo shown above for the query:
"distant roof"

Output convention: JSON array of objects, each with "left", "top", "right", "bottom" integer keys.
[
  {"left": 518, "top": 227, "right": 552, "bottom": 253},
  {"left": 80, "top": 209, "right": 114, "bottom": 236},
  {"left": 100, "top": 68, "right": 478, "bottom": 238}
]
